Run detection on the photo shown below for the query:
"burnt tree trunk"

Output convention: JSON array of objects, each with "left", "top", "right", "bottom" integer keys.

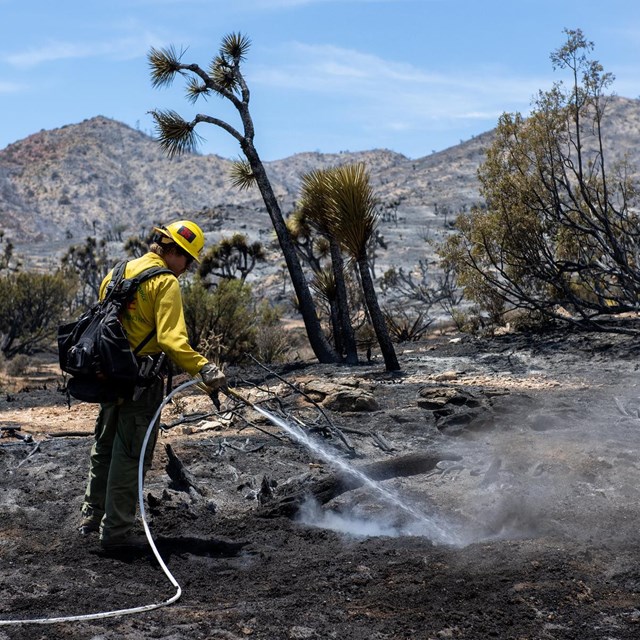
[
  {"left": 357, "top": 255, "right": 400, "bottom": 371},
  {"left": 330, "top": 238, "right": 358, "bottom": 364},
  {"left": 242, "top": 142, "right": 339, "bottom": 365},
  {"left": 257, "top": 452, "right": 461, "bottom": 518}
]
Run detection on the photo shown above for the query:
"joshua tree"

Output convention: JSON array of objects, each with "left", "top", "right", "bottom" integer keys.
[
  {"left": 199, "top": 232, "right": 266, "bottom": 283},
  {"left": 123, "top": 235, "right": 149, "bottom": 259},
  {"left": 295, "top": 169, "right": 358, "bottom": 364},
  {"left": 287, "top": 208, "right": 329, "bottom": 274},
  {"left": 327, "top": 163, "right": 400, "bottom": 371},
  {"left": 148, "top": 33, "right": 338, "bottom": 363},
  {"left": 0, "top": 231, "right": 19, "bottom": 274},
  {"left": 60, "top": 236, "right": 109, "bottom": 307}
]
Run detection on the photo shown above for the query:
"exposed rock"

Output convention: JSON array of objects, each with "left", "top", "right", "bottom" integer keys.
[
  {"left": 299, "top": 379, "right": 359, "bottom": 402},
  {"left": 435, "top": 410, "right": 482, "bottom": 433},
  {"left": 417, "top": 398, "right": 448, "bottom": 410},
  {"left": 417, "top": 386, "right": 485, "bottom": 411},
  {"left": 433, "top": 370, "right": 462, "bottom": 382},
  {"left": 322, "top": 389, "right": 379, "bottom": 412}
]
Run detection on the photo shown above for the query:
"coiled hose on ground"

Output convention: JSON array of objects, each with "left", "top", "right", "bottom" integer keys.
[{"left": 0, "top": 377, "right": 202, "bottom": 626}]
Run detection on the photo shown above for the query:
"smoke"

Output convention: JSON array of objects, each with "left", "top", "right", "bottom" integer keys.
[
  {"left": 296, "top": 383, "right": 640, "bottom": 548},
  {"left": 296, "top": 496, "right": 454, "bottom": 540},
  {"left": 430, "top": 382, "right": 640, "bottom": 547},
  {"left": 296, "top": 496, "right": 465, "bottom": 545},
  {"left": 297, "top": 497, "right": 410, "bottom": 538}
]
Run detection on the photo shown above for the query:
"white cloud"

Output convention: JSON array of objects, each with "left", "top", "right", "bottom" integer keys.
[
  {"left": 252, "top": 42, "right": 546, "bottom": 128},
  {"left": 4, "top": 32, "right": 167, "bottom": 68}
]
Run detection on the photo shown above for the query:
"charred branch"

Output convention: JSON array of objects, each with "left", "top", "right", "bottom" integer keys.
[{"left": 257, "top": 452, "right": 462, "bottom": 518}]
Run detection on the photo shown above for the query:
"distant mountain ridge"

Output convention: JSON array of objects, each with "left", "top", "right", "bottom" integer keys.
[{"left": 1, "top": 96, "right": 639, "bottom": 273}]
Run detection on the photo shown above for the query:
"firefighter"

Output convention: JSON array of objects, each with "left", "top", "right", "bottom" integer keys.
[{"left": 79, "top": 220, "right": 226, "bottom": 549}]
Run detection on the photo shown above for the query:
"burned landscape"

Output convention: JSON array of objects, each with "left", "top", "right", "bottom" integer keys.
[{"left": 2, "top": 327, "right": 640, "bottom": 639}]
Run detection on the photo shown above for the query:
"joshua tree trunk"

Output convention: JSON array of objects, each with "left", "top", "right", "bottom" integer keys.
[
  {"left": 329, "top": 239, "right": 358, "bottom": 364},
  {"left": 356, "top": 255, "right": 400, "bottom": 371},
  {"left": 242, "top": 143, "right": 339, "bottom": 364},
  {"left": 328, "top": 298, "right": 343, "bottom": 355}
]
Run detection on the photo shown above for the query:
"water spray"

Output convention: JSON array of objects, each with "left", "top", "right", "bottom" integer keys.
[{"left": 222, "top": 386, "right": 459, "bottom": 544}]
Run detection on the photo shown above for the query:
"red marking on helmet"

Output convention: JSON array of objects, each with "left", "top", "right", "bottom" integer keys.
[{"left": 177, "top": 226, "right": 196, "bottom": 243}]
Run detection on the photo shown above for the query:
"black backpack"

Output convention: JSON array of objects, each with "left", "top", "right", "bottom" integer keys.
[{"left": 57, "top": 260, "right": 173, "bottom": 403}]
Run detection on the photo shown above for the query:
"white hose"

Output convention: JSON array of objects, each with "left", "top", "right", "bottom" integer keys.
[{"left": 0, "top": 378, "right": 201, "bottom": 626}]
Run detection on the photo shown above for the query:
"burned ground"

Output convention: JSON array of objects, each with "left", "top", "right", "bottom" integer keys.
[{"left": 2, "top": 327, "right": 640, "bottom": 639}]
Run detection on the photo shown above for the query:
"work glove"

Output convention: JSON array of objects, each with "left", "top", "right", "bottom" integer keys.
[{"left": 199, "top": 363, "right": 228, "bottom": 406}]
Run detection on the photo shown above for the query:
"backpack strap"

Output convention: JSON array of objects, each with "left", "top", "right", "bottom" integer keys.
[
  {"left": 103, "top": 260, "right": 128, "bottom": 303},
  {"left": 102, "top": 261, "right": 176, "bottom": 354},
  {"left": 126, "top": 265, "right": 176, "bottom": 355},
  {"left": 128, "top": 266, "right": 175, "bottom": 288},
  {"left": 133, "top": 327, "right": 159, "bottom": 355}
]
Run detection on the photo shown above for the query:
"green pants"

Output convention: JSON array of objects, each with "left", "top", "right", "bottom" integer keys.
[{"left": 81, "top": 380, "right": 163, "bottom": 542}]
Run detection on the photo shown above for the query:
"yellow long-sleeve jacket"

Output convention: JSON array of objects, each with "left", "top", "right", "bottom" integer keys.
[{"left": 99, "top": 253, "right": 207, "bottom": 376}]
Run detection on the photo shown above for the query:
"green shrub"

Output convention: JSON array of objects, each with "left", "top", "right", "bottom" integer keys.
[
  {"left": 182, "top": 278, "right": 291, "bottom": 365},
  {"left": 182, "top": 278, "right": 258, "bottom": 364},
  {"left": 5, "top": 354, "right": 30, "bottom": 377},
  {"left": 0, "top": 269, "right": 77, "bottom": 357},
  {"left": 254, "top": 301, "right": 290, "bottom": 364}
]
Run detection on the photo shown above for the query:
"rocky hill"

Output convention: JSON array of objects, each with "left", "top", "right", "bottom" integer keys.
[{"left": 1, "top": 96, "right": 639, "bottom": 275}]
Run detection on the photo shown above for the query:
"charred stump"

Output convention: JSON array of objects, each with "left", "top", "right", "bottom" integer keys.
[
  {"left": 257, "top": 452, "right": 462, "bottom": 518},
  {"left": 164, "top": 443, "right": 208, "bottom": 499}
]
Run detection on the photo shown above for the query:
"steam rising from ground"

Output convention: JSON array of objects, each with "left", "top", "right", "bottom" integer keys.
[
  {"left": 297, "top": 497, "right": 464, "bottom": 544},
  {"left": 298, "top": 498, "right": 417, "bottom": 539},
  {"left": 297, "top": 382, "right": 640, "bottom": 548}
]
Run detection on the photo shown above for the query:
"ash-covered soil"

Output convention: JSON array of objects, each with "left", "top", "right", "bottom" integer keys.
[{"left": 3, "top": 327, "right": 640, "bottom": 639}]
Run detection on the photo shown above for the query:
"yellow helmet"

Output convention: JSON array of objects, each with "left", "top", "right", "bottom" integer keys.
[{"left": 153, "top": 220, "right": 205, "bottom": 262}]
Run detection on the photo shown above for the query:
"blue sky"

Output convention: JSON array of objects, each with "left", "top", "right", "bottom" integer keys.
[{"left": 1, "top": 0, "right": 639, "bottom": 161}]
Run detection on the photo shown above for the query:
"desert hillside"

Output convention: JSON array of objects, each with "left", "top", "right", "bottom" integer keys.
[{"left": 2, "top": 96, "right": 639, "bottom": 277}]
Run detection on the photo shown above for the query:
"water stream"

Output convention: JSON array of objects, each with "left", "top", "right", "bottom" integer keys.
[{"left": 254, "top": 405, "right": 461, "bottom": 544}]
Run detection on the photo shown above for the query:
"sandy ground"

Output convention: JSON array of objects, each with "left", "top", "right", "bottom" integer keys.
[{"left": 2, "top": 327, "right": 640, "bottom": 639}]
